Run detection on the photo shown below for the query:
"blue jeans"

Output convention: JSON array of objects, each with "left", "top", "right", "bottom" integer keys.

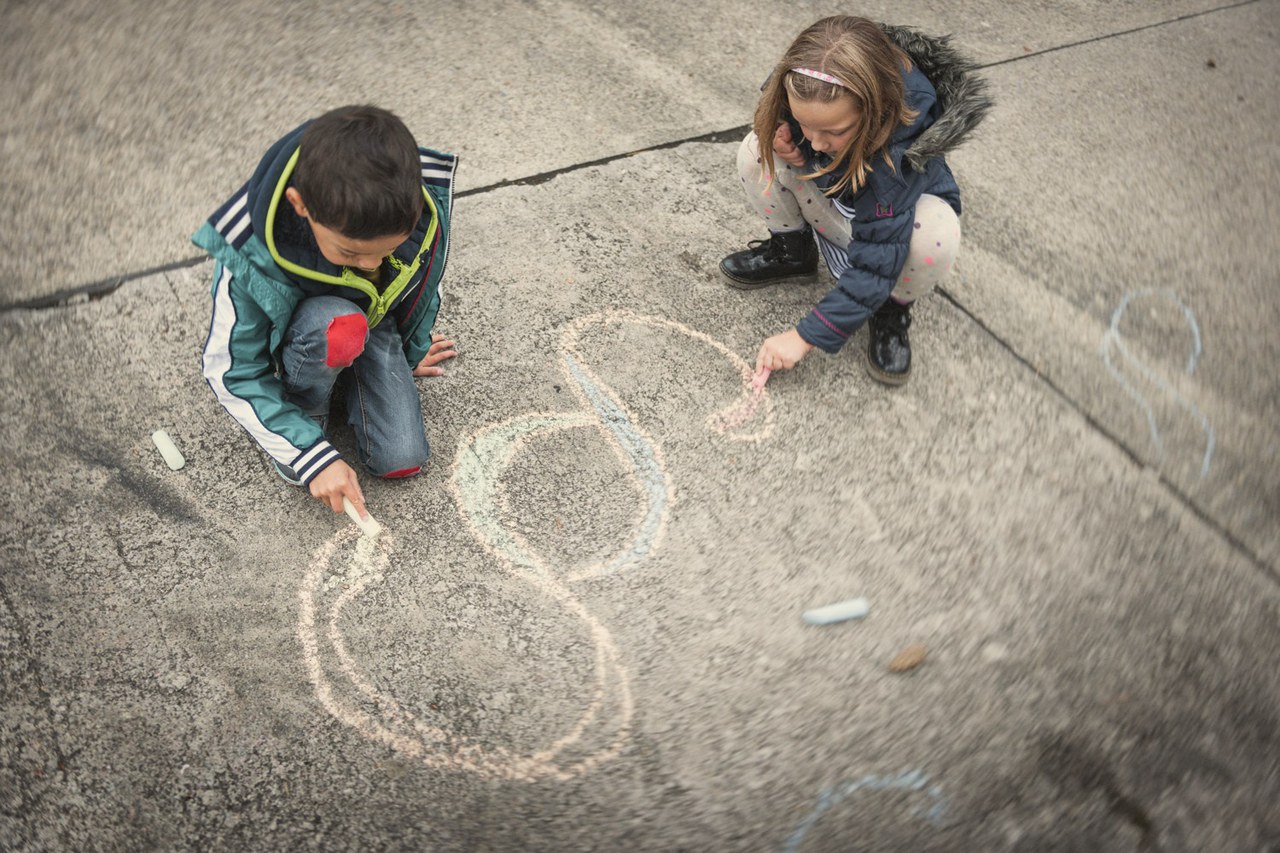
[{"left": 280, "top": 296, "right": 429, "bottom": 477}]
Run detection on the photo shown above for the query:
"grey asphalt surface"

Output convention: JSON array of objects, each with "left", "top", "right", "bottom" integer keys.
[{"left": 2, "top": 1, "right": 1278, "bottom": 851}]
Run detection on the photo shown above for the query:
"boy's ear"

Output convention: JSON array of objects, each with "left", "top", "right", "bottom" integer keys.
[{"left": 284, "top": 186, "right": 309, "bottom": 219}]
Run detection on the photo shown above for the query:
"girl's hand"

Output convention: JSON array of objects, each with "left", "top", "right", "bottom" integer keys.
[
  {"left": 756, "top": 329, "right": 814, "bottom": 373},
  {"left": 413, "top": 333, "right": 458, "bottom": 377},
  {"left": 772, "top": 123, "right": 807, "bottom": 168}
]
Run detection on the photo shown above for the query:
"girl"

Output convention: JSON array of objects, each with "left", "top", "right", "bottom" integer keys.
[{"left": 721, "top": 17, "right": 991, "bottom": 385}]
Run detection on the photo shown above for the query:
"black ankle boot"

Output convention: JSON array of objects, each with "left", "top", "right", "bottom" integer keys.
[
  {"left": 866, "top": 299, "right": 913, "bottom": 385},
  {"left": 719, "top": 228, "right": 818, "bottom": 289}
]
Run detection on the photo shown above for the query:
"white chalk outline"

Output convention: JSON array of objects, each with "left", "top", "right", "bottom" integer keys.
[{"left": 297, "top": 311, "right": 774, "bottom": 780}]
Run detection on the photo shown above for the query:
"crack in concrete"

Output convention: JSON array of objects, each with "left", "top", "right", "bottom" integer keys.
[
  {"left": 1, "top": 3, "right": 1271, "bottom": 595},
  {"left": 934, "top": 285, "right": 1279, "bottom": 588},
  {"left": 0, "top": 0, "right": 1264, "bottom": 317},
  {"left": 981, "top": 0, "right": 1263, "bottom": 69},
  {"left": 0, "top": 124, "right": 750, "bottom": 316}
]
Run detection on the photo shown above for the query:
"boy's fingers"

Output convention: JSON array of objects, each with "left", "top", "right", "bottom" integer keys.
[
  {"left": 339, "top": 490, "right": 368, "bottom": 520},
  {"left": 347, "top": 472, "right": 366, "bottom": 511}
]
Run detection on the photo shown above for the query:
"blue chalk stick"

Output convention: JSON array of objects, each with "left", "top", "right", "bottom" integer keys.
[{"left": 802, "top": 597, "right": 870, "bottom": 625}]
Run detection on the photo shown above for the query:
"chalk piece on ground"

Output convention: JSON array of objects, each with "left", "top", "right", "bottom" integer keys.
[
  {"left": 802, "top": 596, "right": 870, "bottom": 625},
  {"left": 889, "top": 643, "right": 928, "bottom": 672},
  {"left": 752, "top": 367, "right": 772, "bottom": 390},
  {"left": 151, "top": 429, "right": 185, "bottom": 471},
  {"left": 343, "top": 497, "right": 383, "bottom": 539}
]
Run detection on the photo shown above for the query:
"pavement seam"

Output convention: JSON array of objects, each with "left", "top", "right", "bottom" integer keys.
[
  {"left": 935, "top": 285, "right": 1279, "bottom": 588},
  {"left": 3, "top": 5, "right": 1271, "bottom": 585},
  {"left": 0, "top": 254, "right": 208, "bottom": 313},
  {"left": 0, "top": 125, "right": 751, "bottom": 316},
  {"left": 980, "top": 0, "right": 1264, "bottom": 69},
  {"left": 0, "top": 0, "right": 1263, "bottom": 316}
]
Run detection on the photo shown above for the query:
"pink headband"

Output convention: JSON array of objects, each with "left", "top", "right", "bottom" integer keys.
[{"left": 790, "top": 67, "right": 846, "bottom": 88}]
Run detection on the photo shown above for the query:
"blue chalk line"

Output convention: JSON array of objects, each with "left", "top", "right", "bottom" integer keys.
[
  {"left": 563, "top": 352, "right": 667, "bottom": 575},
  {"left": 1101, "top": 289, "right": 1215, "bottom": 479},
  {"left": 782, "top": 769, "right": 947, "bottom": 852}
]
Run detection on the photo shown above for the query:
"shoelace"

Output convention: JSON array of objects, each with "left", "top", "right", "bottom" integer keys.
[
  {"left": 876, "top": 308, "right": 912, "bottom": 342},
  {"left": 746, "top": 238, "right": 786, "bottom": 261}
]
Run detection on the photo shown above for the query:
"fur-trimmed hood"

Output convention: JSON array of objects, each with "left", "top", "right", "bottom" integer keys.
[{"left": 881, "top": 24, "right": 993, "bottom": 171}]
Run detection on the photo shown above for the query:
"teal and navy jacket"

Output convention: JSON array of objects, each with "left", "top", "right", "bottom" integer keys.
[{"left": 195, "top": 121, "right": 457, "bottom": 485}]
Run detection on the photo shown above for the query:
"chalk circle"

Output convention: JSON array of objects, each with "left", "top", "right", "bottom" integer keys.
[
  {"left": 298, "top": 527, "right": 633, "bottom": 782},
  {"left": 297, "top": 310, "right": 774, "bottom": 781},
  {"left": 561, "top": 309, "right": 776, "bottom": 444}
]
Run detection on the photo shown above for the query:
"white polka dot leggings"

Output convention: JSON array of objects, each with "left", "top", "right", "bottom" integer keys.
[{"left": 735, "top": 132, "right": 960, "bottom": 303}]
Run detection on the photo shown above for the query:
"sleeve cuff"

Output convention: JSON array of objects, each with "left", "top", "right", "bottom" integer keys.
[
  {"left": 291, "top": 440, "right": 343, "bottom": 486},
  {"left": 797, "top": 310, "right": 850, "bottom": 354}
]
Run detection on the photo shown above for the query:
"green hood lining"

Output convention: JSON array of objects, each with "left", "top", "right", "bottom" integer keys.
[{"left": 263, "top": 147, "right": 439, "bottom": 328}]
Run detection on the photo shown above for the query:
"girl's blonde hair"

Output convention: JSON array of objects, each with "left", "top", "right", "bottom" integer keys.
[{"left": 754, "top": 16, "right": 917, "bottom": 197}]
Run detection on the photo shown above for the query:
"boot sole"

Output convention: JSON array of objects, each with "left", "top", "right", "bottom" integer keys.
[
  {"left": 864, "top": 352, "right": 911, "bottom": 386},
  {"left": 719, "top": 263, "right": 819, "bottom": 290}
]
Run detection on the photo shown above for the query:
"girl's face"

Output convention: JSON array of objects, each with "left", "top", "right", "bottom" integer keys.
[{"left": 789, "top": 94, "right": 862, "bottom": 155}]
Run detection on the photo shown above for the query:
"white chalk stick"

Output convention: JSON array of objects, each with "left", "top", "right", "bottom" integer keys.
[
  {"left": 342, "top": 497, "right": 383, "bottom": 539},
  {"left": 802, "top": 597, "right": 870, "bottom": 626},
  {"left": 151, "top": 430, "right": 185, "bottom": 470}
]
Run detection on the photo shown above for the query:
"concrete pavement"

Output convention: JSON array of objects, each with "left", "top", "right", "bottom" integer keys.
[{"left": 2, "top": 1, "right": 1278, "bottom": 850}]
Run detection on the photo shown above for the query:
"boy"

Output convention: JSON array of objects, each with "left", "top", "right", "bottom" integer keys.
[{"left": 195, "top": 105, "right": 458, "bottom": 519}]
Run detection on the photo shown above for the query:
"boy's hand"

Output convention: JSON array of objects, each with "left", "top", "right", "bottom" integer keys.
[
  {"left": 756, "top": 329, "right": 814, "bottom": 373},
  {"left": 413, "top": 333, "right": 458, "bottom": 377},
  {"left": 773, "top": 123, "right": 807, "bottom": 168},
  {"left": 309, "top": 460, "right": 367, "bottom": 517}
]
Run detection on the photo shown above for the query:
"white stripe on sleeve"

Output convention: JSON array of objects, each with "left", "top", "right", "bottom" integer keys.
[
  {"left": 202, "top": 265, "right": 300, "bottom": 464},
  {"left": 215, "top": 193, "right": 248, "bottom": 234}
]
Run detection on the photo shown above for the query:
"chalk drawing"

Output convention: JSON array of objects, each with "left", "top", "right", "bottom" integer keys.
[
  {"left": 298, "top": 310, "right": 774, "bottom": 780},
  {"left": 782, "top": 769, "right": 947, "bottom": 852},
  {"left": 1101, "top": 289, "right": 1215, "bottom": 479}
]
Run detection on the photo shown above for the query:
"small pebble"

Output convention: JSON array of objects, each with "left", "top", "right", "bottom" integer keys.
[{"left": 889, "top": 643, "right": 928, "bottom": 672}]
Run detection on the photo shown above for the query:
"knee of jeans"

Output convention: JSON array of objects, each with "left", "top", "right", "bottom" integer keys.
[
  {"left": 369, "top": 445, "right": 430, "bottom": 480},
  {"left": 325, "top": 313, "right": 369, "bottom": 368},
  {"left": 380, "top": 465, "right": 422, "bottom": 480}
]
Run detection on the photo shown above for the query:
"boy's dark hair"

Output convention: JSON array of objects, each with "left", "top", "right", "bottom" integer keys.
[{"left": 293, "top": 105, "right": 423, "bottom": 240}]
